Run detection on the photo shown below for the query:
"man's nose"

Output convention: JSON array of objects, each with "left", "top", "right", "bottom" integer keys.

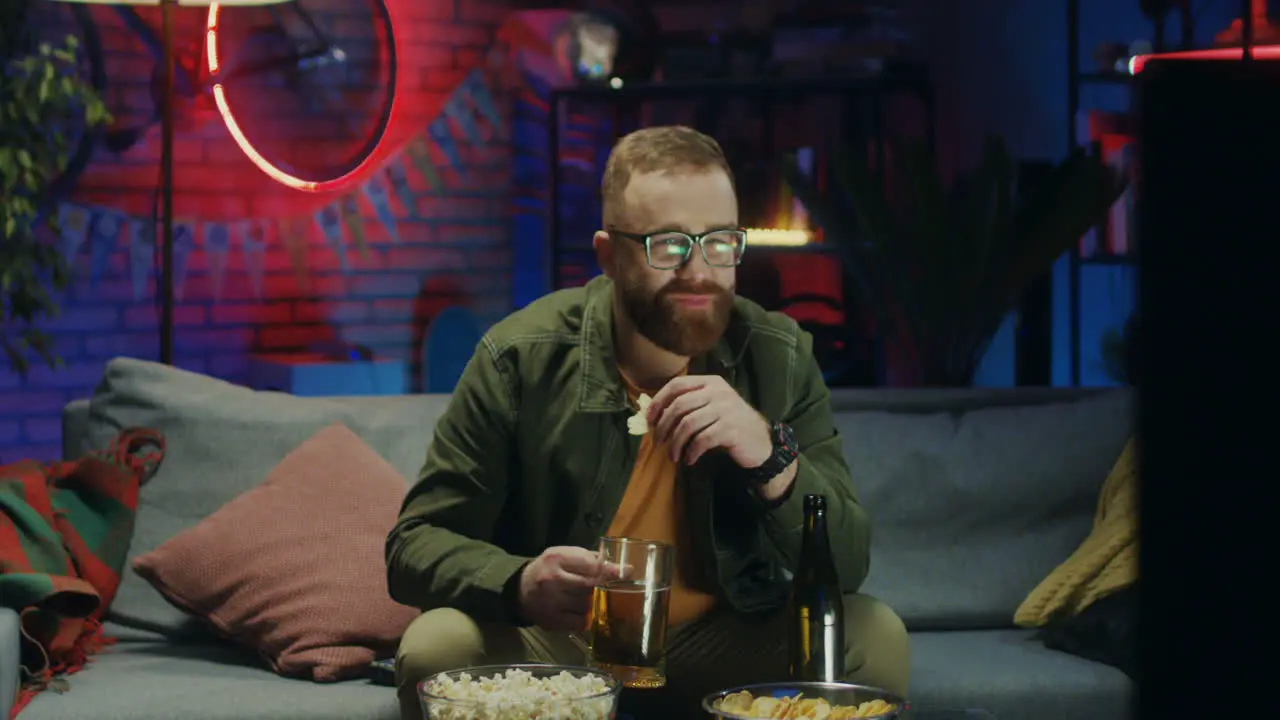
[{"left": 675, "top": 246, "right": 713, "bottom": 282}]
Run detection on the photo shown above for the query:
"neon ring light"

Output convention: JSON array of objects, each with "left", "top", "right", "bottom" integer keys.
[{"left": 205, "top": 2, "right": 398, "bottom": 193}]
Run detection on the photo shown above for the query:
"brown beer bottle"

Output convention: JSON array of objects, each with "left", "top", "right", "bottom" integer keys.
[{"left": 787, "top": 494, "right": 845, "bottom": 682}]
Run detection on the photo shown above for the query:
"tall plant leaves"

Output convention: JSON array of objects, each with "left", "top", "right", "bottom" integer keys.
[
  {"left": 779, "top": 152, "right": 891, "bottom": 332},
  {"left": 784, "top": 135, "right": 1126, "bottom": 385}
]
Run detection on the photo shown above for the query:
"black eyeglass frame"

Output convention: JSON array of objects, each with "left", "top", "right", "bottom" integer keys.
[{"left": 607, "top": 227, "right": 749, "bottom": 270}]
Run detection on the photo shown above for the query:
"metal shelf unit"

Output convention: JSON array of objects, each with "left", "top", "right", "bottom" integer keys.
[
  {"left": 545, "top": 63, "right": 936, "bottom": 292},
  {"left": 1065, "top": 0, "right": 1140, "bottom": 386}
]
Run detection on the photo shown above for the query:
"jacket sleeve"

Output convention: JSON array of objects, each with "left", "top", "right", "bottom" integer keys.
[
  {"left": 385, "top": 336, "right": 532, "bottom": 622},
  {"left": 758, "top": 331, "right": 871, "bottom": 594}
]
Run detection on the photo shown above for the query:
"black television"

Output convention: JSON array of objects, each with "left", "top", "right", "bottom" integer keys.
[{"left": 1136, "top": 57, "right": 1280, "bottom": 718}]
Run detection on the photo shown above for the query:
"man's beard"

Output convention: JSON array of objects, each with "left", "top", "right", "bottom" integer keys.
[{"left": 618, "top": 273, "right": 734, "bottom": 357}]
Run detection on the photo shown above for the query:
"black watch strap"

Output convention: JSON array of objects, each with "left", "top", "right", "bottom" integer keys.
[{"left": 739, "top": 421, "right": 799, "bottom": 484}]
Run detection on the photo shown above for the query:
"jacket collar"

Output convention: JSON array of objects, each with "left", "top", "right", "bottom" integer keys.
[{"left": 577, "top": 275, "right": 753, "bottom": 413}]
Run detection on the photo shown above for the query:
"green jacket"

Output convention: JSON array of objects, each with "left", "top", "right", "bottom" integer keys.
[{"left": 386, "top": 275, "right": 870, "bottom": 623}]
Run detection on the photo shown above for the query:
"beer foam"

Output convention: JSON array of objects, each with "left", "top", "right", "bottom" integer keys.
[
  {"left": 422, "top": 667, "right": 615, "bottom": 720},
  {"left": 627, "top": 393, "right": 653, "bottom": 436}
]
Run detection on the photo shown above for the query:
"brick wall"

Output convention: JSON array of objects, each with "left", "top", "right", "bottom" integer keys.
[{"left": 0, "top": 0, "right": 515, "bottom": 462}]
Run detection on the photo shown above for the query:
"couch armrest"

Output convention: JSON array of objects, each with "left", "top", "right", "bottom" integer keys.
[
  {"left": 62, "top": 399, "right": 91, "bottom": 461},
  {"left": 1, "top": 607, "right": 19, "bottom": 719}
]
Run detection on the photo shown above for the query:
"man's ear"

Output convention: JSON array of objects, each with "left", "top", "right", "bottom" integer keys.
[{"left": 593, "top": 230, "right": 615, "bottom": 278}]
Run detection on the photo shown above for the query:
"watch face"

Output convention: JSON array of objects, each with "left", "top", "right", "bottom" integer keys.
[{"left": 775, "top": 422, "right": 797, "bottom": 452}]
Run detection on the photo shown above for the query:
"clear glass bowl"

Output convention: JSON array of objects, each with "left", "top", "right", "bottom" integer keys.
[
  {"left": 418, "top": 663, "right": 623, "bottom": 720},
  {"left": 702, "top": 681, "right": 906, "bottom": 719}
]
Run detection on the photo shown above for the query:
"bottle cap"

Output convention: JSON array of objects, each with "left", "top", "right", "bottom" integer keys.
[{"left": 803, "top": 494, "right": 826, "bottom": 512}]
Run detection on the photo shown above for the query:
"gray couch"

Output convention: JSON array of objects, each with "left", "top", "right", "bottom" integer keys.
[{"left": 3, "top": 357, "right": 1134, "bottom": 720}]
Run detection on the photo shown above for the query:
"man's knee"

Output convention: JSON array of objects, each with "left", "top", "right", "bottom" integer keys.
[
  {"left": 396, "top": 608, "right": 486, "bottom": 720},
  {"left": 396, "top": 608, "right": 485, "bottom": 686},
  {"left": 842, "top": 594, "right": 911, "bottom": 697}
]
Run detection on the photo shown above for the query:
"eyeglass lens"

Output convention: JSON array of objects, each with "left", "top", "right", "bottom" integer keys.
[{"left": 647, "top": 231, "right": 744, "bottom": 268}]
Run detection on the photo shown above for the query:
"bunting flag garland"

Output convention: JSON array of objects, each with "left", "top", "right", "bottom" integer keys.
[
  {"left": 339, "top": 193, "right": 370, "bottom": 258},
  {"left": 314, "top": 204, "right": 348, "bottom": 272},
  {"left": 428, "top": 117, "right": 465, "bottom": 176},
  {"left": 443, "top": 94, "right": 483, "bottom": 146},
  {"left": 172, "top": 220, "right": 196, "bottom": 300},
  {"left": 279, "top": 217, "right": 310, "bottom": 290},
  {"left": 202, "top": 221, "right": 231, "bottom": 301},
  {"left": 384, "top": 159, "right": 419, "bottom": 217},
  {"left": 87, "top": 209, "right": 122, "bottom": 287},
  {"left": 57, "top": 203, "right": 90, "bottom": 262},
  {"left": 127, "top": 217, "right": 155, "bottom": 302},
  {"left": 404, "top": 137, "right": 443, "bottom": 195},
  {"left": 47, "top": 50, "right": 519, "bottom": 300},
  {"left": 362, "top": 173, "right": 401, "bottom": 242},
  {"left": 236, "top": 219, "right": 268, "bottom": 300},
  {"left": 462, "top": 68, "right": 506, "bottom": 140}
]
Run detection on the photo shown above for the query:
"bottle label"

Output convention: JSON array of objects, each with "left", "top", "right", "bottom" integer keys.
[{"left": 797, "top": 608, "right": 839, "bottom": 627}]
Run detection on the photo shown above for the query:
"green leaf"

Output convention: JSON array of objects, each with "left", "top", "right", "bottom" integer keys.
[
  {"left": 780, "top": 150, "right": 892, "bottom": 333},
  {"left": 782, "top": 135, "right": 1128, "bottom": 385},
  {"left": 0, "top": 34, "right": 108, "bottom": 373}
]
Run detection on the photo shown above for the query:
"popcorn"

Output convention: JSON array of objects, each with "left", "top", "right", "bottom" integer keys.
[
  {"left": 627, "top": 393, "right": 653, "bottom": 436},
  {"left": 422, "top": 667, "right": 616, "bottom": 720}
]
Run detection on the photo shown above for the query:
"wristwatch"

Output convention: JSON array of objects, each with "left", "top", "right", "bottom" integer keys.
[{"left": 738, "top": 421, "right": 799, "bottom": 484}]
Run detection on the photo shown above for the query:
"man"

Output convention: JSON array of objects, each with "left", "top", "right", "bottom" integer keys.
[{"left": 386, "top": 126, "right": 909, "bottom": 720}]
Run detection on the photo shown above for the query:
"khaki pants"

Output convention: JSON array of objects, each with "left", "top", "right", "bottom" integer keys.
[{"left": 396, "top": 594, "right": 910, "bottom": 720}]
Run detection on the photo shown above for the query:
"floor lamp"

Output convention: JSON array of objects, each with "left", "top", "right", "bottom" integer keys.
[{"left": 45, "top": 0, "right": 293, "bottom": 366}]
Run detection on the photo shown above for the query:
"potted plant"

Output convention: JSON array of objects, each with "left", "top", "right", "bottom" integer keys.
[
  {"left": 1099, "top": 315, "right": 1137, "bottom": 385},
  {"left": 781, "top": 136, "right": 1125, "bottom": 386},
  {"left": 1, "top": 4, "right": 111, "bottom": 374}
]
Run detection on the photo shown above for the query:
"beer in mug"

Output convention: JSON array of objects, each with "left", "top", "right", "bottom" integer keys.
[{"left": 586, "top": 537, "right": 673, "bottom": 689}]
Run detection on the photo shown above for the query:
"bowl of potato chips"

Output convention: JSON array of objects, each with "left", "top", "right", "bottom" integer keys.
[{"left": 702, "top": 681, "right": 905, "bottom": 719}]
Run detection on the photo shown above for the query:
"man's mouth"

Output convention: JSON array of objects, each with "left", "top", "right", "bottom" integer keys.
[{"left": 667, "top": 293, "right": 714, "bottom": 308}]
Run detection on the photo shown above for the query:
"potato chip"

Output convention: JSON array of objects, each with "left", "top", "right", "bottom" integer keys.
[
  {"left": 710, "top": 690, "right": 897, "bottom": 720},
  {"left": 715, "top": 691, "right": 755, "bottom": 714},
  {"left": 748, "top": 695, "right": 783, "bottom": 717},
  {"left": 793, "top": 698, "right": 832, "bottom": 719},
  {"left": 627, "top": 393, "right": 653, "bottom": 435}
]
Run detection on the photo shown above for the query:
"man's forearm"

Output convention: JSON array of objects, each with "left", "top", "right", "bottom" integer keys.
[
  {"left": 754, "top": 459, "right": 799, "bottom": 503},
  {"left": 757, "top": 444, "right": 871, "bottom": 593},
  {"left": 385, "top": 334, "right": 528, "bottom": 621},
  {"left": 386, "top": 515, "right": 532, "bottom": 623},
  {"left": 760, "top": 331, "right": 872, "bottom": 591}
]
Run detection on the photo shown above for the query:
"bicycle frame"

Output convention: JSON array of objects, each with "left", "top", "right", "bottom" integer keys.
[
  {"left": 102, "top": 0, "right": 395, "bottom": 193},
  {"left": 109, "top": 3, "right": 336, "bottom": 98}
]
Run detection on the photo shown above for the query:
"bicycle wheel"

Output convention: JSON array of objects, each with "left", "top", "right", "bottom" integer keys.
[
  {"left": 22, "top": 2, "right": 107, "bottom": 204},
  {"left": 207, "top": 0, "right": 398, "bottom": 193}
]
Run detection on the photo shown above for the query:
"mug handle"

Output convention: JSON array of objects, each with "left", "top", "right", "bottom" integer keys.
[{"left": 568, "top": 631, "right": 591, "bottom": 659}]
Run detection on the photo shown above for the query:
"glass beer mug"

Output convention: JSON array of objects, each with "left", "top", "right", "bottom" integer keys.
[{"left": 572, "top": 537, "right": 673, "bottom": 689}]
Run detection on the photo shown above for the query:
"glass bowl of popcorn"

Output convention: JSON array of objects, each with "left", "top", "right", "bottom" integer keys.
[{"left": 419, "top": 664, "right": 623, "bottom": 720}]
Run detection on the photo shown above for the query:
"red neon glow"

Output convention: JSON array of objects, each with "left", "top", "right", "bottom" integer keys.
[
  {"left": 206, "top": 2, "right": 397, "bottom": 193},
  {"left": 1128, "top": 45, "right": 1280, "bottom": 74}
]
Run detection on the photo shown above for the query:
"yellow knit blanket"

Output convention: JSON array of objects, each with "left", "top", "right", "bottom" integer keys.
[{"left": 1014, "top": 437, "right": 1138, "bottom": 627}]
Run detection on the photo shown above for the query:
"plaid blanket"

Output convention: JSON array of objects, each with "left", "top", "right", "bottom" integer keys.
[{"left": 0, "top": 428, "right": 164, "bottom": 719}]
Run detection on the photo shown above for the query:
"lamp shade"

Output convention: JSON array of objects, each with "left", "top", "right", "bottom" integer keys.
[{"left": 45, "top": 1, "right": 294, "bottom": 5}]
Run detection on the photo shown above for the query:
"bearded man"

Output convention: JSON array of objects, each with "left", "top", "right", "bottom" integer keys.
[{"left": 386, "top": 125, "right": 909, "bottom": 720}]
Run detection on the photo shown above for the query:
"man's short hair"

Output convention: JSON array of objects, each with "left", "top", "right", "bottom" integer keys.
[{"left": 600, "top": 125, "right": 735, "bottom": 227}]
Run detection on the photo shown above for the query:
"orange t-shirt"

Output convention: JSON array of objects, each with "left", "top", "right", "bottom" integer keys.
[{"left": 604, "top": 372, "right": 718, "bottom": 626}]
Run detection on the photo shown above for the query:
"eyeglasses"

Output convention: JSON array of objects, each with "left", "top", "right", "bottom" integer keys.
[{"left": 609, "top": 228, "right": 748, "bottom": 270}]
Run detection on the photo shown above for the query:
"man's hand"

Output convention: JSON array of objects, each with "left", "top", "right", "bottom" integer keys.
[
  {"left": 516, "top": 546, "right": 605, "bottom": 632},
  {"left": 647, "top": 375, "right": 772, "bottom": 468}
]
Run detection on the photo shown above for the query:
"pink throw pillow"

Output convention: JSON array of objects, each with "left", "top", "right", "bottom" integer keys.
[{"left": 133, "top": 422, "right": 420, "bottom": 681}]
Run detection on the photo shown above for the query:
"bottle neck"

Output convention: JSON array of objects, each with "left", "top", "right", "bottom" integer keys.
[{"left": 801, "top": 508, "right": 832, "bottom": 558}]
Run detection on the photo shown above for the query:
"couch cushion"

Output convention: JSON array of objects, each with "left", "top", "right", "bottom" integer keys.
[
  {"left": 836, "top": 389, "right": 1132, "bottom": 629},
  {"left": 84, "top": 357, "right": 450, "bottom": 637},
  {"left": 133, "top": 423, "right": 420, "bottom": 681},
  {"left": 16, "top": 639, "right": 398, "bottom": 720},
  {"left": 908, "top": 629, "right": 1131, "bottom": 720},
  {"left": 20, "top": 631, "right": 1126, "bottom": 720}
]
